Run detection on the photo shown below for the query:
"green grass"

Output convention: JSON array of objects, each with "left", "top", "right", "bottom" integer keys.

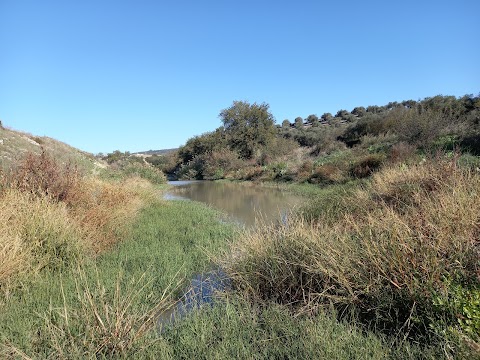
[
  {"left": 0, "top": 196, "right": 429, "bottom": 359},
  {"left": 155, "top": 298, "right": 426, "bottom": 360},
  {"left": 0, "top": 199, "right": 236, "bottom": 357},
  {"left": 4, "top": 170, "right": 474, "bottom": 358}
]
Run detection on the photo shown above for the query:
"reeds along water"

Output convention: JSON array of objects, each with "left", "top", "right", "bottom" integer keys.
[{"left": 223, "top": 158, "right": 480, "bottom": 342}]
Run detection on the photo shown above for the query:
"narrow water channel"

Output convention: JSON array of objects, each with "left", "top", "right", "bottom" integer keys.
[{"left": 160, "top": 180, "right": 304, "bottom": 330}]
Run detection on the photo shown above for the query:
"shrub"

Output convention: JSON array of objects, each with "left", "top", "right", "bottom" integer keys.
[
  {"left": 389, "top": 142, "right": 417, "bottom": 163},
  {"left": 176, "top": 156, "right": 204, "bottom": 180},
  {"left": 296, "top": 160, "right": 314, "bottom": 182},
  {"left": 349, "top": 154, "right": 384, "bottom": 179},
  {"left": 308, "top": 164, "right": 343, "bottom": 184},
  {"left": 6, "top": 151, "right": 81, "bottom": 203},
  {"left": 146, "top": 153, "right": 179, "bottom": 174},
  {"left": 202, "top": 150, "right": 243, "bottom": 180},
  {"left": 1, "top": 151, "right": 156, "bottom": 280},
  {"left": 121, "top": 162, "right": 166, "bottom": 184},
  {"left": 460, "top": 133, "right": 480, "bottom": 156},
  {"left": 261, "top": 137, "right": 299, "bottom": 160},
  {"left": 391, "top": 109, "right": 451, "bottom": 147}
]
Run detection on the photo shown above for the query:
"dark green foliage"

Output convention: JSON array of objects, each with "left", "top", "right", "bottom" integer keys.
[
  {"left": 460, "top": 133, "right": 480, "bottom": 155},
  {"left": 220, "top": 101, "right": 276, "bottom": 159},
  {"left": 294, "top": 116, "right": 304, "bottom": 129},
  {"left": 306, "top": 114, "right": 319, "bottom": 126},
  {"left": 351, "top": 106, "right": 366, "bottom": 117},
  {"left": 146, "top": 153, "right": 179, "bottom": 174},
  {"left": 174, "top": 93, "right": 480, "bottom": 183},
  {"left": 178, "top": 129, "right": 227, "bottom": 164},
  {"left": 321, "top": 112, "right": 333, "bottom": 122},
  {"left": 335, "top": 109, "right": 350, "bottom": 119}
]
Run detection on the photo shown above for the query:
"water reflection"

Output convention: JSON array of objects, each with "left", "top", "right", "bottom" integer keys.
[
  {"left": 159, "top": 181, "right": 304, "bottom": 330},
  {"left": 165, "top": 181, "right": 303, "bottom": 227},
  {"left": 157, "top": 269, "right": 230, "bottom": 332}
]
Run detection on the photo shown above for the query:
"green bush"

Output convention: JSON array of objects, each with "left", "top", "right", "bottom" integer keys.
[{"left": 121, "top": 162, "right": 166, "bottom": 184}]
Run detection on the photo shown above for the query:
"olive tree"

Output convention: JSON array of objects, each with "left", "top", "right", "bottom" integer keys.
[{"left": 219, "top": 101, "right": 276, "bottom": 159}]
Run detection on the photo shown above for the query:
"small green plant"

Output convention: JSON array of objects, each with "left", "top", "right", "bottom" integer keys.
[
  {"left": 433, "top": 282, "right": 480, "bottom": 342},
  {"left": 433, "top": 135, "right": 459, "bottom": 151},
  {"left": 269, "top": 162, "right": 288, "bottom": 179}
]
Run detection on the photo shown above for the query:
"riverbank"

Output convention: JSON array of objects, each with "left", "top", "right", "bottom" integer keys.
[
  {"left": 0, "top": 199, "right": 236, "bottom": 357},
  {"left": 2, "top": 151, "right": 479, "bottom": 358},
  {"left": 221, "top": 156, "right": 480, "bottom": 358},
  {"left": 1, "top": 194, "right": 427, "bottom": 359}
]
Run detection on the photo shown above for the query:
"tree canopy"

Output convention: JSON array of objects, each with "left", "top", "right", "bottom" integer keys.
[{"left": 219, "top": 101, "right": 276, "bottom": 159}]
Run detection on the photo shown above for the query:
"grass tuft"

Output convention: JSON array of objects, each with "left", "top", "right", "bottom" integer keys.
[{"left": 223, "top": 157, "right": 480, "bottom": 352}]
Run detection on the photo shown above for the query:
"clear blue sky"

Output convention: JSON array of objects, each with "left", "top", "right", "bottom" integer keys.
[{"left": 1, "top": 0, "right": 479, "bottom": 154}]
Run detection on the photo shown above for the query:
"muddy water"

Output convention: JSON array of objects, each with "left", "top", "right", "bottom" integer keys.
[
  {"left": 165, "top": 180, "right": 304, "bottom": 227},
  {"left": 159, "top": 181, "right": 304, "bottom": 330}
]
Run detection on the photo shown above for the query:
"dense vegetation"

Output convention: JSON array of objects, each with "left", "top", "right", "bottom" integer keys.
[
  {"left": 153, "top": 94, "right": 480, "bottom": 182},
  {"left": 149, "top": 93, "right": 480, "bottom": 357},
  {"left": 1, "top": 92, "right": 479, "bottom": 358}
]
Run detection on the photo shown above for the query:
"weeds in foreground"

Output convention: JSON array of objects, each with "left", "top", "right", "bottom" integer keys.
[
  {"left": 2, "top": 267, "right": 177, "bottom": 359},
  {"left": 224, "top": 157, "right": 480, "bottom": 355}
]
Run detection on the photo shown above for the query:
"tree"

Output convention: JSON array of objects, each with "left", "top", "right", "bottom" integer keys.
[
  {"left": 219, "top": 101, "right": 276, "bottom": 159},
  {"left": 178, "top": 129, "right": 227, "bottom": 163},
  {"left": 366, "top": 105, "right": 382, "bottom": 114},
  {"left": 401, "top": 100, "right": 417, "bottom": 109},
  {"left": 351, "top": 107, "right": 366, "bottom": 117},
  {"left": 306, "top": 114, "right": 319, "bottom": 127},
  {"left": 335, "top": 109, "right": 350, "bottom": 119},
  {"left": 282, "top": 119, "right": 291, "bottom": 129},
  {"left": 294, "top": 117, "right": 304, "bottom": 129},
  {"left": 321, "top": 113, "right": 333, "bottom": 122}
]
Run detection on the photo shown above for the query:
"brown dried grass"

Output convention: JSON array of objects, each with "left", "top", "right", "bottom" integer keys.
[
  {"left": 0, "top": 152, "right": 158, "bottom": 290},
  {"left": 225, "top": 157, "right": 480, "bottom": 337}
]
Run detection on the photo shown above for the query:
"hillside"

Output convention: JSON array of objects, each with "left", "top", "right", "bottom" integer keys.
[
  {"left": 134, "top": 148, "right": 178, "bottom": 156},
  {"left": 0, "top": 124, "right": 103, "bottom": 173}
]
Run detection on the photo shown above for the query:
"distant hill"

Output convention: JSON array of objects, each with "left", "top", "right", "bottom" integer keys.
[
  {"left": 134, "top": 148, "right": 178, "bottom": 156},
  {"left": 0, "top": 124, "right": 104, "bottom": 173}
]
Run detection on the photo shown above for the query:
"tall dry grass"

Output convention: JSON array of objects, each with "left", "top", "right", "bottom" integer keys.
[
  {"left": 0, "top": 151, "right": 158, "bottom": 292},
  {"left": 0, "top": 189, "right": 83, "bottom": 292},
  {"left": 224, "top": 157, "right": 480, "bottom": 344},
  {"left": 67, "top": 177, "right": 148, "bottom": 253},
  {"left": 40, "top": 268, "right": 173, "bottom": 358}
]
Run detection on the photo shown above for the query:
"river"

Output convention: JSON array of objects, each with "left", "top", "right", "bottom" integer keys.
[
  {"left": 159, "top": 180, "right": 304, "bottom": 330},
  {"left": 165, "top": 180, "right": 304, "bottom": 227}
]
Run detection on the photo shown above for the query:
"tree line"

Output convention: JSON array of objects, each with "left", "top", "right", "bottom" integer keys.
[{"left": 148, "top": 93, "right": 479, "bottom": 181}]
